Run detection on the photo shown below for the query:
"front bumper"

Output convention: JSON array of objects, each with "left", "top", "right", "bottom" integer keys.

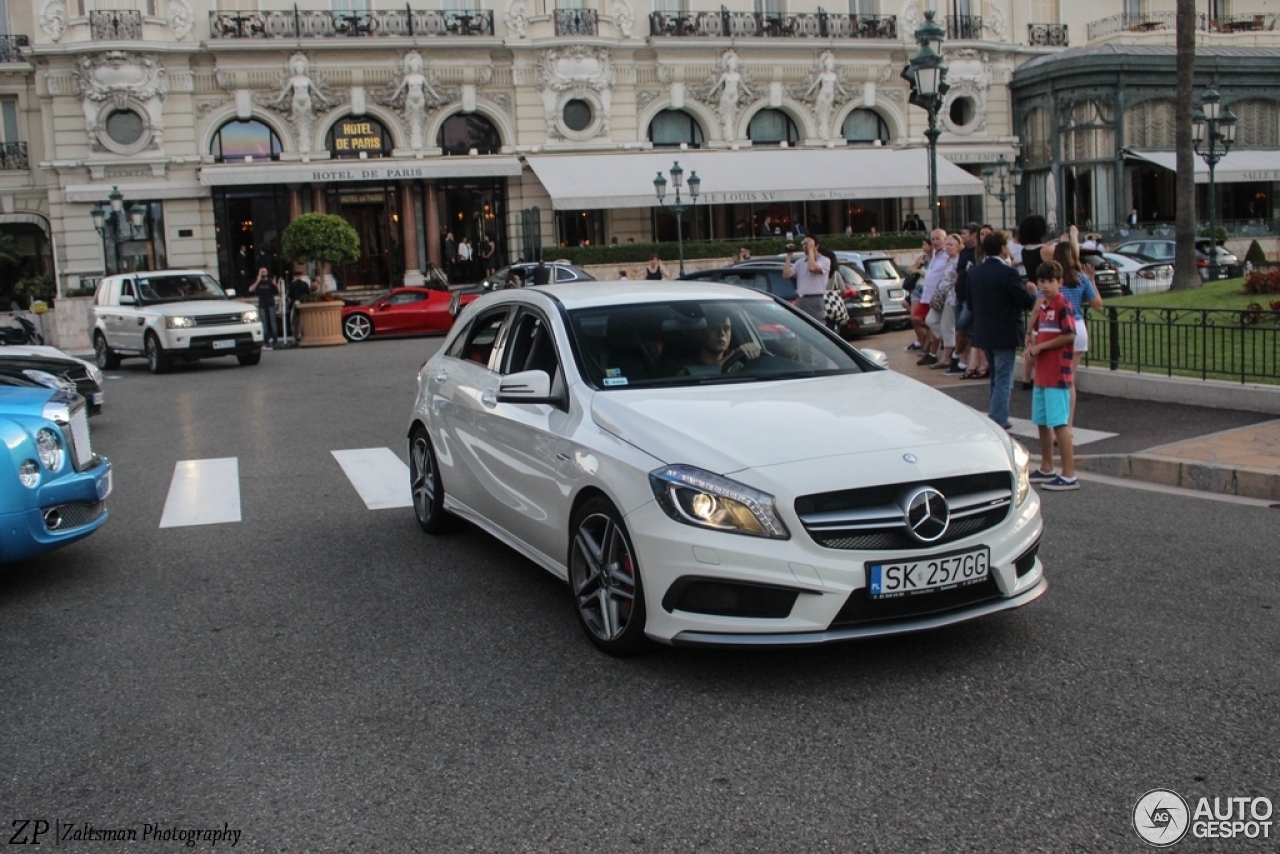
[
  {"left": 163, "top": 328, "right": 263, "bottom": 360},
  {"left": 0, "top": 457, "right": 112, "bottom": 564},
  {"left": 625, "top": 488, "right": 1045, "bottom": 646}
]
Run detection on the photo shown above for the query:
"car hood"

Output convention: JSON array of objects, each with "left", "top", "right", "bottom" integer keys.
[
  {"left": 589, "top": 370, "right": 1005, "bottom": 473},
  {"left": 0, "top": 345, "right": 99, "bottom": 376},
  {"left": 131, "top": 301, "right": 252, "bottom": 317}
]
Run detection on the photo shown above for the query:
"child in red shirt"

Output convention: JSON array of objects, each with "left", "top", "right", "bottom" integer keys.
[{"left": 1027, "top": 261, "right": 1079, "bottom": 491}]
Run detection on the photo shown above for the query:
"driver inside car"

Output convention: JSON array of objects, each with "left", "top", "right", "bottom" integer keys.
[{"left": 680, "top": 305, "right": 761, "bottom": 375}]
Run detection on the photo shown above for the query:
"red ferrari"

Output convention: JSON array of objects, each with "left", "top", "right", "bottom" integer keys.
[{"left": 341, "top": 287, "right": 476, "bottom": 342}]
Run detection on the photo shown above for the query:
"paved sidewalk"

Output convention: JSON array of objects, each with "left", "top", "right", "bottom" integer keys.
[{"left": 867, "top": 327, "right": 1280, "bottom": 501}]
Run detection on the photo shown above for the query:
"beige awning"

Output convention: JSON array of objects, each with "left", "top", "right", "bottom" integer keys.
[
  {"left": 524, "top": 147, "right": 985, "bottom": 210},
  {"left": 199, "top": 156, "right": 524, "bottom": 187},
  {"left": 1127, "top": 148, "right": 1280, "bottom": 184}
]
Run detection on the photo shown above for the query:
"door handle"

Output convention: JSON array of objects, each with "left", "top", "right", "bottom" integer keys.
[
  {"left": 480, "top": 389, "right": 497, "bottom": 408},
  {"left": 433, "top": 371, "right": 448, "bottom": 383}
]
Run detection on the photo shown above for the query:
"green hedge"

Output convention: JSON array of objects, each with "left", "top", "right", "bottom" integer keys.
[{"left": 544, "top": 234, "right": 924, "bottom": 265}]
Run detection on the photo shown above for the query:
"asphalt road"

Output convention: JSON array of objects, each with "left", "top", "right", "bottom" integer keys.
[{"left": 2, "top": 336, "right": 1278, "bottom": 852}]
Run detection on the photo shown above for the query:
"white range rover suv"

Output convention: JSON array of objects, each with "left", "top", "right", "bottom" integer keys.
[{"left": 92, "top": 270, "right": 263, "bottom": 373}]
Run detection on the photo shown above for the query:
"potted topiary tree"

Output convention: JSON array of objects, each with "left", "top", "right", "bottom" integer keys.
[{"left": 281, "top": 213, "right": 360, "bottom": 347}]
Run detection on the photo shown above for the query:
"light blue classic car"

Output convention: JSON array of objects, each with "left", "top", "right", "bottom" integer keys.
[{"left": 0, "top": 387, "right": 112, "bottom": 564}]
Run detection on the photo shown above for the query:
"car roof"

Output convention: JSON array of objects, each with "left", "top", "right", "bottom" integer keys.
[
  {"left": 103, "top": 269, "right": 212, "bottom": 279},
  {"left": 517, "top": 280, "right": 775, "bottom": 311}
]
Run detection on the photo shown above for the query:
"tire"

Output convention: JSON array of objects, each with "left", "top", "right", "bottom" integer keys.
[
  {"left": 409, "top": 426, "right": 462, "bottom": 534},
  {"left": 93, "top": 332, "right": 120, "bottom": 370},
  {"left": 343, "top": 313, "right": 372, "bottom": 342},
  {"left": 569, "top": 496, "right": 649, "bottom": 656},
  {"left": 237, "top": 351, "right": 261, "bottom": 366},
  {"left": 144, "top": 333, "right": 170, "bottom": 374}
]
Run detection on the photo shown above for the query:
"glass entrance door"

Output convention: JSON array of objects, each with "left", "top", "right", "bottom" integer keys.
[{"left": 327, "top": 184, "right": 403, "bottom": 288}]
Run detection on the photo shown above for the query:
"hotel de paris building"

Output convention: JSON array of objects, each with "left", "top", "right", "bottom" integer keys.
[{"left": 5, "top": 0, "right": 1280, "bottom": 307}]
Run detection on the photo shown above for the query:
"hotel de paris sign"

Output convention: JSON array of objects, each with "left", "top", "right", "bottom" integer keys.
[{"left": 199, "top": 157, "right": 522, "bottom": 186}]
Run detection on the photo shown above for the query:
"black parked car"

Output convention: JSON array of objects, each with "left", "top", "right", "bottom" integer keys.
[
  {"left": 681, "top": 261, "right": 884, "bottom": 338},
  {"left": 0, "top": 346, "right": 105, "bottom": 415}
]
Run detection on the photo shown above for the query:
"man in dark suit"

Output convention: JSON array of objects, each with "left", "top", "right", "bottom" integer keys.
[{"left": 968, "top": 230, "right": 1037, "bottom": 429}]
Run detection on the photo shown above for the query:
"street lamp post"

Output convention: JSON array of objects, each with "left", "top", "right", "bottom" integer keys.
[
  {"left": 1193, "top": 89, "right": 1237, "bottom": 281},
  {"left": 90, "top": 185, "right": 147, "bottom": 274},
  {"left": 980, "top": 154, "right": 1022, "bottom": 232},
  {"left": 653, "top": 161, "right": 700, "bottom": 277},
  {"left": 905, "top": 10, "right": 948, "bottom": 231}
]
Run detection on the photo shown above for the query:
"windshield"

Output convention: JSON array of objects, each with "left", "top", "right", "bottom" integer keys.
[
  {"left": 135, "top": 274, "right": 227, "bottom": 302},
  {"left": 570, "top": 298, "right": 868, "bottom": 390},
  {"left": 860, "top": 259, "right": 900, "bottom": 280}
]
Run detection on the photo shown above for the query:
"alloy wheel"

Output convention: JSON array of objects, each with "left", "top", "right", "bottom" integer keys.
[
  {"left": 344, "top": 315, "right": 371, "bottom": 341},
  {"left": 571, "top": 511, "right": 637, "bottom": 642}
]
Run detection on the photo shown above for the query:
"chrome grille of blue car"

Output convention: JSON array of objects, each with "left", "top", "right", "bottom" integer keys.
[
  {"left": 69, "top": 402, "right": 92, "bottom": 470},
  {"left": 43, "top": 501, "right": 104, "bottom": 531}
]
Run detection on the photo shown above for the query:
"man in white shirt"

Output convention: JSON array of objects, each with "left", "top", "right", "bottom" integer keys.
[{"left": 783, "top": 235, "right": 831, "bottom": 322}]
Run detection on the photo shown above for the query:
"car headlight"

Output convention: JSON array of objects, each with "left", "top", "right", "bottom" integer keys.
[
  {"left": 35, "top": 428, "right": 63, "bottom": 472},
  {"left": 86, "top": 363, "right": 103, "bottom": 385},
  {"left": 649, "top": 465, "right": 789, "bottom": 539},
  {"left": 889, "top": 288, "right": 906, "bottom": 300},
  {"left": 242, "top": 309, "right": 259, "bottom": 323},
  {"left": 1012, "top": 441, "right": 1031, "bottom": 506},
  {"left": 166, "top": 316, "right": 196, "bottom": 329},
  {"left": 18, "top": 459, "right": 39, "bottom": 488}
]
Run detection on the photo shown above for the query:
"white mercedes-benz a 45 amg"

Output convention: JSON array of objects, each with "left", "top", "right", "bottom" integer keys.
[{"left": 408, "top": 282, "right": 1046, "bottom": 655}]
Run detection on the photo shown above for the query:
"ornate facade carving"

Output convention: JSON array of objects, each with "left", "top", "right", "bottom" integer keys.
[
  {"left": 167, "top": 0, "right": 194, "bottom": 39},
  {"left": 692, "top": 50, "right": 755, "bottom": 141},
  {"left": 73, "top": 51, "right": 167, "bottom": 153},
  {"left": 39, "top": 0, "right": 67, "bottom": 42},
  {"left": 986, "top": 1, "right": 1007, "bottom": 38},
  {"left": 256, "top": 53, "right": 338, "bottom": 154},
  {"left": 536, "top": 46, "right": 614, "bottom": 140},
  {"left": 901, "top": 0, "right": 921, "bottom": 34},
  {"left": 611, "top": 0, "right": 634, "bottom": 38},
  {"left": 195, "top": 98, "right": 229, "bottom": 118},
  {"left": 941, "top": 49, "right": 992, "bottom": 135},
  {"left": 376, "top": 51, "right": 452, "bottom": 150},
  {"left": 792, "top": 51, "right": 852, "bottom": 140},
  {"left": 504, "top": 0, "right": 528, "bottom": 39},
  {"left": 636, "top": 90, "right": 662, "bottom": 113}
]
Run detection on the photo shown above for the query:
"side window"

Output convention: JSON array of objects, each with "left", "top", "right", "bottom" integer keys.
[
  {"left": 120, "top": 281, "right": 135, "bottom": 299},
  {"left": 455, "top": 309, "right": 509, "bottom": 368},
  {"left": 445, "top": 318, "right": 473, "bottom": 358},
  {"left": 389, "top": 292, "right": 426, "bottom": 305},
  {"left": 502, "top": 309, "right": 560, "bottom": 378}
]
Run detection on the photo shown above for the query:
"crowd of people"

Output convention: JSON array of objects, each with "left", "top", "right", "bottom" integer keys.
[{"left": 899, "top": 215, "right": 1107, "bottom": 492}]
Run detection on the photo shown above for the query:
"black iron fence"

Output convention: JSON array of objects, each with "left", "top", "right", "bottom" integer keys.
[
  {"left": 649, "top": 9, "right": 895, "bottom": 39},
  {"left": 0, "top": 142, "right": 28, "bottom": 171},
  {"left": 1028, "top": 22, "right": 1068, "bottom": 46},
  {"left": 90, "top": 10, "right": 143, "bottom": 39},
  {"left": 946, "top": 15, "right": 982, "bottom": 40},
  {"left": 554, "top": 8, "right": 597, "bottom": 36},
  {"left": 1081, "top": 305, "right": 1280, "bottom": 384},
  {"left": 209, "top": 6, "right": 493, "bottom": 38},
  {"left": 0, "top": 35, "right": 28, "bottom": 63}
]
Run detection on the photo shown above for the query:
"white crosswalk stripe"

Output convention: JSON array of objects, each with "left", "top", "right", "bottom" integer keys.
[
  {"left": 1006, "top": 417, "right": 1117, "bottom": 447},
  {"left": 159, "top": 458, "right": 242, "bottom": 528},
  {"left": 331, "top": 448, "right": 413, "bottom": 510}
]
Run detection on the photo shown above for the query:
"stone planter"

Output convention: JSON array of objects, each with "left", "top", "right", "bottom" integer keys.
[{"left": 296, "top": 300, "right": 347, "bottom": 347}]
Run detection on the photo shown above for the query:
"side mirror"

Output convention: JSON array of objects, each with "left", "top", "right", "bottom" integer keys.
[
  {"left": 497, "top": 369, "right": 553, "bottom": 403},
  {"left": 448, "top": 292, "right": 461, "bottom": 317},
  {"left": 118, "top": 294, "right": 135, "bottom": 305},
  {"left": 225, "top": 288, "right": 237, "bottom": 297},
  {"left": 859, "top": 348, "right": 889, "bottom": 369}
]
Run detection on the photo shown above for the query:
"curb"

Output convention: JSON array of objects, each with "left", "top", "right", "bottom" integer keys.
[
  {"left": 1075, "top": 453, "right": 1280, "bottom": 502},
  {"left": 1075, "top": 367, "right": 1280, "bottom": 415}
]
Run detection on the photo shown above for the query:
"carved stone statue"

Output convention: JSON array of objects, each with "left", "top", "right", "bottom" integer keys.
[
  {"left": 695, "top": 50, "right": 755, "bottom": 141},
  {"left": 259, "top": 53, "right": 335, "bottom": 154},
  {"left": 504, "top": 0, "right": 528, "bottom": 38},
  {"left": 797, "top": 51, "right": 850, "bottom": 140},
  {"left": 380, "top": 51, "right": 450, "bottom": 150},
  {"left": 39, "top": 0, "right": 67, "bottom": 42}
]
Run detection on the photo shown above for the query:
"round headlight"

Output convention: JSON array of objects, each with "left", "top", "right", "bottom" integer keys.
[
  {"left": 18, "top": 459, "right": 40, "bottom": 488},
  {"left": 36, "top": 428, "right": 64, "bottom": 472},
  {"left": 243, "top": 309, "right": 259, "bottom": 323}
]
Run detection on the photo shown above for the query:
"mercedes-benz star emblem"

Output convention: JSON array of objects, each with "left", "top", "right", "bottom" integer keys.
[{"left": 900, "top": 487, "right": 950, "bottom": 543}]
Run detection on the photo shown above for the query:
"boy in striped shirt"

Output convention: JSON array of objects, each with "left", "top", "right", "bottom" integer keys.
[{"left": 1027, "top": 261, "right": 1079, "bottom": 491}]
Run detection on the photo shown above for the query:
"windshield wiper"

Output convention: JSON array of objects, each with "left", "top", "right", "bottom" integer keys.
[{"left": 694, "top": 374, "right": 761, "bottom": 385}]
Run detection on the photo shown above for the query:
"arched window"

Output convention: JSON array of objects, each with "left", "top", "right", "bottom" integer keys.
[
  {"left": 438, "top": 113, "right": 502, "bottom": 155},
  {"left": 648, "top": 110, "right": 705, "bottom": 148},
  {"left": 1124, "top": 99, "right": 1176, "bottom": 149},
  {"left": 327, "top": 116, "right": 393, "bottom": 159},
  {"left": 1022, "top": 107, "right": 1052, "bottom": 166},
  {"left": 843, "top": 108, "right": 889, "bottom": 145},
  {"left": 212, "top": 119, "right": 281, "bottom": 163},
  {"left": 747, "top": 109, "right": 799, "bottom": 147}
]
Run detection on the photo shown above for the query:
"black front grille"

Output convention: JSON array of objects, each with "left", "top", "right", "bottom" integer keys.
[
  {"left": 194, "top": 313, "right": 246, "bottom": 327},
  {"left": 796, "top": 471, "right": 1013, "bottom": 551},
  {"left": 662, "top": 577, "right": 800, "bottom": 619},
  {"left": 829, "top": 574, "right": 1002, "bottom": 628},
  {"left": 44, "top": 501, "right": 104, "bottom": 531}
]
